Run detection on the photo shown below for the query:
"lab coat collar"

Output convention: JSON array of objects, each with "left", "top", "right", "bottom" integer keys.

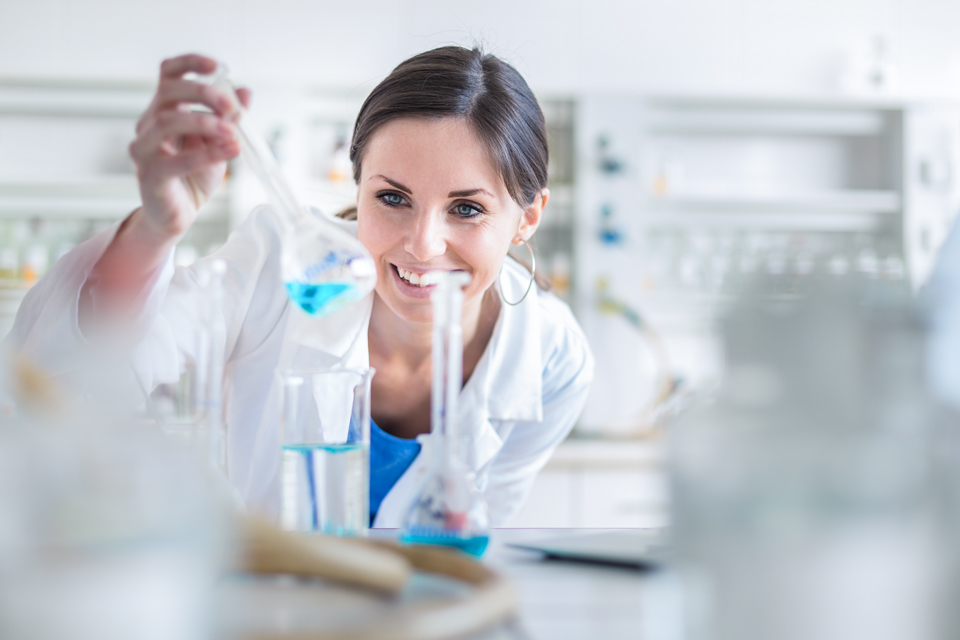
[{"left": 472, "top": 257, "right": 543, "bottom": 423}]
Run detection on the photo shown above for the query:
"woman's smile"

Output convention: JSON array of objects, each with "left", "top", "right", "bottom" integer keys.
[{"left": 390, "top": 264, "right": 467, "bottom": 298}]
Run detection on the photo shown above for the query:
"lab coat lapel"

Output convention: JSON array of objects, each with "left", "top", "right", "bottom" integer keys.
[{"left": 480, "top": 261, "right": 543, "bottom": 423}]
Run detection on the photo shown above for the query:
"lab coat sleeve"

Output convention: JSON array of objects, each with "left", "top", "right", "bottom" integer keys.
[
  {"left": 3, "top": 217, "right": 174, "bottom": 376},
  {"left": 129, "top": 205, "right": 289, "bottom": 390},
  {"left": 481, "top": 310, "right": 595, "bottom": 526},
  {"left": 5, "top": 205, "right": 286, "bottom": 393}
]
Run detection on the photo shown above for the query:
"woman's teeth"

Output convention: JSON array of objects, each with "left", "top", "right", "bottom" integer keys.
[{"left": 397, "top": 267, "right": 443, "bottom": 287}]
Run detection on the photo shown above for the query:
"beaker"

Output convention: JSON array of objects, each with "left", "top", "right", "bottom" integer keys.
[
  {"left": 151, "top": 259, "right": 227, "bottom": 474},
  {"left": 279, "top": 367, "right": 374, "bottom": 536}
]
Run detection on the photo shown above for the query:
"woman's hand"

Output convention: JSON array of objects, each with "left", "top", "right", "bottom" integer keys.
[
  {"left": 129, "top": 53, "right": 250, "bottom": 242},
  {"left": 84, "top": 54, "right": 250, "bottom": 316}
]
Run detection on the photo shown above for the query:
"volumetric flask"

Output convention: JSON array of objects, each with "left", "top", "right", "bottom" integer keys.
[
  {"left": 198, "top": 65, "right": 377, "bottom": 317},
  {"left": 400, "top": 272, "right": 490, "bottom": 556},
  {"left": 280, "top": 367, "right": 374, "bottom": 536}
]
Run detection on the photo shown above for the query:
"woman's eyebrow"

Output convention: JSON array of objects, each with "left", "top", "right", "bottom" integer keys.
[
  {"left": 448, "top": 188, "right": 494, "bottom": 198},
  {"left": 374, "top": 175, "right": 413, "bottom": 194}
]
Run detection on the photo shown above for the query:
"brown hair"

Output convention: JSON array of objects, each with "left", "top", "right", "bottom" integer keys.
[
  {"left": 347, "top": 45, "right": 551, "bottom": 290},
  {"left": 349, "top": 45, "right": 548, "bottom": 208}
]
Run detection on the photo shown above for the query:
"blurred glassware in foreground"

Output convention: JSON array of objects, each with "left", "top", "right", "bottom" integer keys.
[
  {"left": 670, "top": 273, "right": 960, "bottom": 640},
  {"left": 150, "top": 260, "right": 228, "bottom": 475},
  {"left": 0, "top": 357, "right": 226, "bottom": 640}
]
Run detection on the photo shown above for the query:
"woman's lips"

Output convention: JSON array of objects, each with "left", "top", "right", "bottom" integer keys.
[{"left": 391, "top": 264, "right": 435, "bottom": 299}]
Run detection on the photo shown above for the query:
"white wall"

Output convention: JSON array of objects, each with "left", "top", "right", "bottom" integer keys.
[{"left": 2, "top": 0, "right": 960, "bottom": 97}]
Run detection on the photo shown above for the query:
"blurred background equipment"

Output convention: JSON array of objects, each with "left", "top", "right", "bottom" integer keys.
[
  {"left": 574, "top": 95, "right": 960, "bottom": 437},
  {"left": 670, "top": 274, "right": 960, "bottom": 640}
]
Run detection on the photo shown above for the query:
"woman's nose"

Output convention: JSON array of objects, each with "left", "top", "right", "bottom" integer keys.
[{"left": 404, "top": 211, "right": 447, "bottom": 262}]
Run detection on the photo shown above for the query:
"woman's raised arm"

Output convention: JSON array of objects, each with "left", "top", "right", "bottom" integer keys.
[{"left": 91, "top": 53, "right": 250, "bottom": 303}]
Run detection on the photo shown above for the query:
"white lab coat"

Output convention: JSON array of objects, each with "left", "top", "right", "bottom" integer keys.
[{"left": 6, "top": 205, "right": 594, "bottom": 527}]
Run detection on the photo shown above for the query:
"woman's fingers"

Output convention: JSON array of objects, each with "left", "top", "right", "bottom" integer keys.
[
  {"left": 159, "top": 142, "right": 239, "bottom": 177},
  {"left": 153, "top": 78, "right": 239, "bottom": 118},
  {"left": 136, "top": 54, "right": 237, "bottom": 133},
  {"left": 159, "top": 54, "right": 218, "bottom": 80},
  {"left": 130, "top": 111, "right": 233, "bottom": 164},
  {"left": 236, "top": 87, "right": 252, "bottom": 110}
]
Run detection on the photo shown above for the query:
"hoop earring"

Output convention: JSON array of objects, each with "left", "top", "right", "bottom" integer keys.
[{"left": 499, "top": 238, "right": 536, "bottom": 306}]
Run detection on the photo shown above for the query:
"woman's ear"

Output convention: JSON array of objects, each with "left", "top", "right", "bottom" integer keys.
[{"left": 515, "top": 188, "right": 549, "bottom": 244}]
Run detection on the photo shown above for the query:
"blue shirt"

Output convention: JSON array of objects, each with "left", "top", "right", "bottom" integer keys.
[{"left": 369, "top": 419, "right": 421, "bottom": 525}]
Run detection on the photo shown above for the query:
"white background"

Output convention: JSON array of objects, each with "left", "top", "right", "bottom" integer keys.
[{"left": 2, "top": 0, "right": 960, "bottom": 99}]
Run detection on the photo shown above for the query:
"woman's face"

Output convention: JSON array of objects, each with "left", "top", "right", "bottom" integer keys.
[{"left": 356, "top": 117, "right": 542, "bottom": 324}]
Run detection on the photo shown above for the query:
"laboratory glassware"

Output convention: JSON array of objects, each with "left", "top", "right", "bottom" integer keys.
[
  {"left": 152, "top": 259, "right": 227, "bottom": 474},
  {"left": 400, "top": 272, "right": 490, "bottom": 556},
  {"left": 200, "top": 64, "right": 377, "bottom": 317},
  {"left": 280, "top": 367, "right": 374, "bottom": 536}
]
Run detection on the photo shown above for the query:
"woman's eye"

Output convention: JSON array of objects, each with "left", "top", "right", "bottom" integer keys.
[
  {"left": 379, "top": 193, "right": 405, "bottom": 207},
  {"left": 454, "top": 203, "right": 482, "bottom": 218}
]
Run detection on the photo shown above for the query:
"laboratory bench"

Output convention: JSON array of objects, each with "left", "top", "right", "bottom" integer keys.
[{"left": 509, "top": 437, "right": 670, "bottom": 529}]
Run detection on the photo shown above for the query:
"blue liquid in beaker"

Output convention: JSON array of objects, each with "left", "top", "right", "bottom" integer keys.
[
  {"left": 400, "top": 528, "right": 490, "bottom": 557},
  {"left": 285, "top": 282, "right": 356, "bottom": 316},
  {"left": 280, "top": 443, "right": 369, "bottom": 535}
]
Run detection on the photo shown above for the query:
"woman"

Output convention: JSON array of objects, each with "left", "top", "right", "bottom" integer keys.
[{"left": 7, "top": 47, "right": 594, "bottom": 527}]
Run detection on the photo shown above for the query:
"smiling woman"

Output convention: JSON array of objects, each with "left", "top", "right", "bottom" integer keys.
[{"left": 5, "top": 46, "right": 594, "bottom": 529}]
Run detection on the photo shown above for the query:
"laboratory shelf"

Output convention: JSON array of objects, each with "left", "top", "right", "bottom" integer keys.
[
  {"left": 643, "top": 189, "right": 901, "bottom": 213},
  {"left": 635, "top": 210, "right": 892, "bottom": 232},
  {"left": 0, "top": 77, "right": 152, "bottom": 118},
  {"left": 640, "top": 92, "right": 960, "bottom": 111},
  {"left": 644, "top": 108, "right": 888, "bottom": 136},
  {"left": 0, "top": 178, "right": 229, "bottom": 221}
]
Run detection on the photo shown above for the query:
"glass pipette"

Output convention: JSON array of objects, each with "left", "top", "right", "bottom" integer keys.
[
  {"left": 198, "top": 64, "right": 377, "bottom": 316},
  {"left": 400, "top": 271, "right": 491, "bottom": 556}
]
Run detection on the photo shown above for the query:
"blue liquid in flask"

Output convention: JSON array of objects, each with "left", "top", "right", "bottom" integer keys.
[{"left": 286, "top": 282, "right": 356, "bottom": 315}]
